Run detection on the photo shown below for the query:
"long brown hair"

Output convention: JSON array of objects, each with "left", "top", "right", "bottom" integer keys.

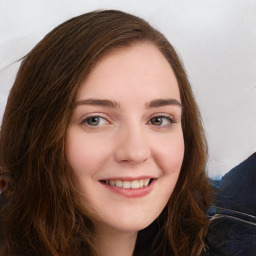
[{"left": 0, "top": 10, "right": 211, "bottom": 256}]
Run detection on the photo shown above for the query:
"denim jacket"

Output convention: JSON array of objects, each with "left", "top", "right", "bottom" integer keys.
[
  {"left": 204, "top": 153, "right": 256, "bottom": 256},
  {"left": 205, "top": 206, "right": 256, "bottom": 255}
]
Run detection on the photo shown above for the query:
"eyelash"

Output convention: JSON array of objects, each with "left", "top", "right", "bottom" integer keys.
[
  {"left": 80, "top": 113, "right": 176, "bottom": 128},
  {"left": 148, "top": 114, "right": 176, "bottom": 127},
  {"left": 80, "top": 116, "right": 109, "bottom": 126}
]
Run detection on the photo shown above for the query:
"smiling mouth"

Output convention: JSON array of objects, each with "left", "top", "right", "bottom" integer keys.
[{"left": 101, "top": 178, "right": 154, "bottom": 189}]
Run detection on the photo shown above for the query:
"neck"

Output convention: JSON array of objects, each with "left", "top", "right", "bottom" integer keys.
[{"left": 94, "top": 224, "right": 137, "bottom": 256}]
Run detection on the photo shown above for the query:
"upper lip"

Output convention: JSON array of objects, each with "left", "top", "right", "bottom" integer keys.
[{"left": 100, "top": 176, "right": 155, "bottom": 181}]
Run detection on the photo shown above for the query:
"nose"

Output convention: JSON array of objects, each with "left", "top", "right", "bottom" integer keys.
[{"left": 114, "top": 125, "right": 151, "bottom": 165}]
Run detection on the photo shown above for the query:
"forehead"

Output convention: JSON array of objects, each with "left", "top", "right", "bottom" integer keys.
[{"left": 78, "top": 43, "right": 180, "bottom": 101}]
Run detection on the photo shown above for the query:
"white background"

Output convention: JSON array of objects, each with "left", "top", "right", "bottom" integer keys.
[{"left": 0, "top": 0, "right": 256, "bottom": 179}]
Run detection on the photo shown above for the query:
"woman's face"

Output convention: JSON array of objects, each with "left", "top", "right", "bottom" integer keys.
[{"left": 66, "top": 43, "right": 184, "bottom": 234}]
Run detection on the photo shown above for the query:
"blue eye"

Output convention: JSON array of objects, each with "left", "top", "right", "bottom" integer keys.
[
  {"left": 150, "top": 116, "right": 175, "bottom": 126},
  {"left": 82, "top": 116, "right": 108, "bottom": 126}
]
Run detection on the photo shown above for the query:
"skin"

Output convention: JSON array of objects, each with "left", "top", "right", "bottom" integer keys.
[{"left": 66, "top": 43, "right": 184, "bottom": 256}]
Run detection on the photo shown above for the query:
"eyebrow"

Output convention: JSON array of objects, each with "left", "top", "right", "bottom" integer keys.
[
  {"left": 74, "top": 99, "right": 120, "bottom": 108},
  {"left": 74, "top": 98, "right": 182, "bottom": 109},
  {"left": 145, "top": 98, "right": 182, "bottom": 109}
]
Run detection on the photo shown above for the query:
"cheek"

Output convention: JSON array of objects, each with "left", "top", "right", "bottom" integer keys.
[
  {"left": 153, "top": 133, "right": 184, "bottom": 207},
  {"left": 154, "top": 132, "right": 185, "bottom": 175},
  {"left": 65, "top": 128, "right": 113, "bottom": 178}
]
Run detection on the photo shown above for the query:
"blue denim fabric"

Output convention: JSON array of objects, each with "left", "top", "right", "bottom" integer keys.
[
  {"left": 206, "top": 207, "right": 256, "bottom": 255},
  {"left": 215, "top": 153, "right": 256, "bottom": 216},
  {"left": 205, "top": 153, "right": 256, "bottom": 256}
]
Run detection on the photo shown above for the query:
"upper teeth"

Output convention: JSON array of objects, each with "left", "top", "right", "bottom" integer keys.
[{"left": 106, "top": 179, "right": 150, "bottom": 189}]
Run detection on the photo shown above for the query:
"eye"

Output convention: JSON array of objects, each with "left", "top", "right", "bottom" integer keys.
[
  {"left": 81, "top": 116, "right": 108, "bottom": 126},
  {"left": 149, "top": 116, "right": 175, "bottom": 126}
]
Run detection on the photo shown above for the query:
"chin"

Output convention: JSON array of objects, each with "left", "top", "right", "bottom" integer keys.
[{"left": 95, "top": 212, "right": 160, "bottom": 234}]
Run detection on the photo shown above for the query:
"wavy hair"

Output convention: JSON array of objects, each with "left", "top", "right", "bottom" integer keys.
[{"left": 0, "top": 10, "right": 211, "bottom": 256}]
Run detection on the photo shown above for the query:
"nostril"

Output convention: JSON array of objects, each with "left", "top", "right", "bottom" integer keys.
[{"left": 114, "top": 135, "right": 151, "bottom": 164}]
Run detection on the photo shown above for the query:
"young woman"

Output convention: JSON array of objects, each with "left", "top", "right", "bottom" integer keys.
[{"left": 0, "top": 10, "right": 212, "bottom": 256}]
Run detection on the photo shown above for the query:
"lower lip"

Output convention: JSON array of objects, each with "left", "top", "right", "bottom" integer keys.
[{"left": 101, "top": 179, "right": 156, "bottom": 198}]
